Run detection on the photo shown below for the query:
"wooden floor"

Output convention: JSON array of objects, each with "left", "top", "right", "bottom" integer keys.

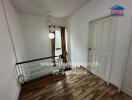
[{"left": 19, "top": 68, "right": 132, "bottom": 100}]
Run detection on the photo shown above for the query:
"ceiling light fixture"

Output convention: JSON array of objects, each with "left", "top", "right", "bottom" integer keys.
[{"left": 47, "top": 11, "right": 55, "bottom": 39}]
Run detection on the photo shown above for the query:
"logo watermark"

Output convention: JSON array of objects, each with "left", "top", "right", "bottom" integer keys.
[
  {"left": 110, "top": 5, "right": 125, "bottom": 16},
  {"left": 40, "top": 61, "right": 99, "bottom": 75}
]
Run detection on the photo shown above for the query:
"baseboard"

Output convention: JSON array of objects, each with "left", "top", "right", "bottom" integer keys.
[
  {"left": 80, "top": 65, "right": 87, "bottom": 70},
  {"left": 21, "top": 73, "right": 53, "bottom": 86},
  {"left": 122, "top": 88, "right": 132, "bottom": 97}
]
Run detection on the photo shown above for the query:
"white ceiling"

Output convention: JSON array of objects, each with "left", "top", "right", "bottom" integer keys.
[{"left": 10, "top": 0, "right": 91, "bottom": 18}]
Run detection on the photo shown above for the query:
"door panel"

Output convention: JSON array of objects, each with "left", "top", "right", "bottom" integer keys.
[
  {"left": 88, "top": 16, "right": 116, "bottom": 81},
  {"left": 98, "top": 56, "right": 107, "bottom": 75},
  {"left": 90, "top": 54, "right": 97, "bottom": 72},
  {"left": 101, "top": 18, "right": 112, "bottom": 52},
  {"left": 92, "top": 21, "right": 101, "bottom": 50}
]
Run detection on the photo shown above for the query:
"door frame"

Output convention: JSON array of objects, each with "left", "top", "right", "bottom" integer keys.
[{"left": 87, "top": 15, "right": 118, "bottom": 84}]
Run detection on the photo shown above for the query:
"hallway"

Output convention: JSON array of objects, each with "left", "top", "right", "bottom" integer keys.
[{"left": 1, "top": 0, "right": 132, "bottom": 99}]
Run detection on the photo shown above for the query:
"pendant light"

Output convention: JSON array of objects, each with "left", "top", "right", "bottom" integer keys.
[
  {"left": 47, "top": 11, "right": 55, "bottom": 39},
  {"left": 48, "top": 32, "right": 55, "bottom": 39}
]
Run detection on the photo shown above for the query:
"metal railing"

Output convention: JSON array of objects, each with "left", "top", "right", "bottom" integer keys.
[{"left": 16, "top": 55, "right": 63, "bottom": 85}]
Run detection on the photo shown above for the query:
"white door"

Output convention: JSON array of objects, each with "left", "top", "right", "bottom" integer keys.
[{"left": 88, "top": 16, "right": 117, "bottom": 81}]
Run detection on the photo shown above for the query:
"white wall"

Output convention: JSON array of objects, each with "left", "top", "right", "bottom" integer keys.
[
  {"left": 3, "top": 0, "right": 27, "bottom": 62},
  {"left": 68, "top": 0, "right": 132, "bottom": 89},
  {"left": 0, "top": 0, "right": 20, "bottom": 100},
  {"left": 122, "top": 38, "right": 132, "bottom": 97},
  {"left": 20, "top": 14, "right": 52, "bottom": 60},
  {"left": 20, "top": 14, "right": 66, "bottom": 60}
]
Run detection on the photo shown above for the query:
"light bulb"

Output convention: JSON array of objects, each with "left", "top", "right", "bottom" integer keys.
[{"left": 48, "top": 33, "right": 55, "bottom": 39}]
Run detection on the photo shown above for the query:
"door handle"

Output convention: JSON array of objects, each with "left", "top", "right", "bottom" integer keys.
[{"left": 88, "top": 48, "right": 92, "bottom": 51}]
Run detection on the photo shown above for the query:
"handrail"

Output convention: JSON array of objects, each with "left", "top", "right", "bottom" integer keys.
[{"left": 16, "top": 55, "right": 62, "bottom": 65}]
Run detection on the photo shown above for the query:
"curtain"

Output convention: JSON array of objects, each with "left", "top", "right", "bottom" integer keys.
[{"left": 60, "top": 26, "right": 67, "bottom": 63}]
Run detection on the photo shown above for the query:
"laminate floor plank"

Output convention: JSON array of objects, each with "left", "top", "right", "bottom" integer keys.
[{"left": 19, "top": 68, "right": 132, "bottom": 100}]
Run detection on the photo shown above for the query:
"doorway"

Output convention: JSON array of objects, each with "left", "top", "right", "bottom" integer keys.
[
  {"left": 88, "top": 16, "right": 117, "bottom": 82},
  {"left": 53, "top": 27, "right": 68, "bottom": 63}
]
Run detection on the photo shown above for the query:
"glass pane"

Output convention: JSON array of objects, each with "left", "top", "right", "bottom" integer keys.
[{"left": 55, "top": 29, "right": 62, "bottom": 56}]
